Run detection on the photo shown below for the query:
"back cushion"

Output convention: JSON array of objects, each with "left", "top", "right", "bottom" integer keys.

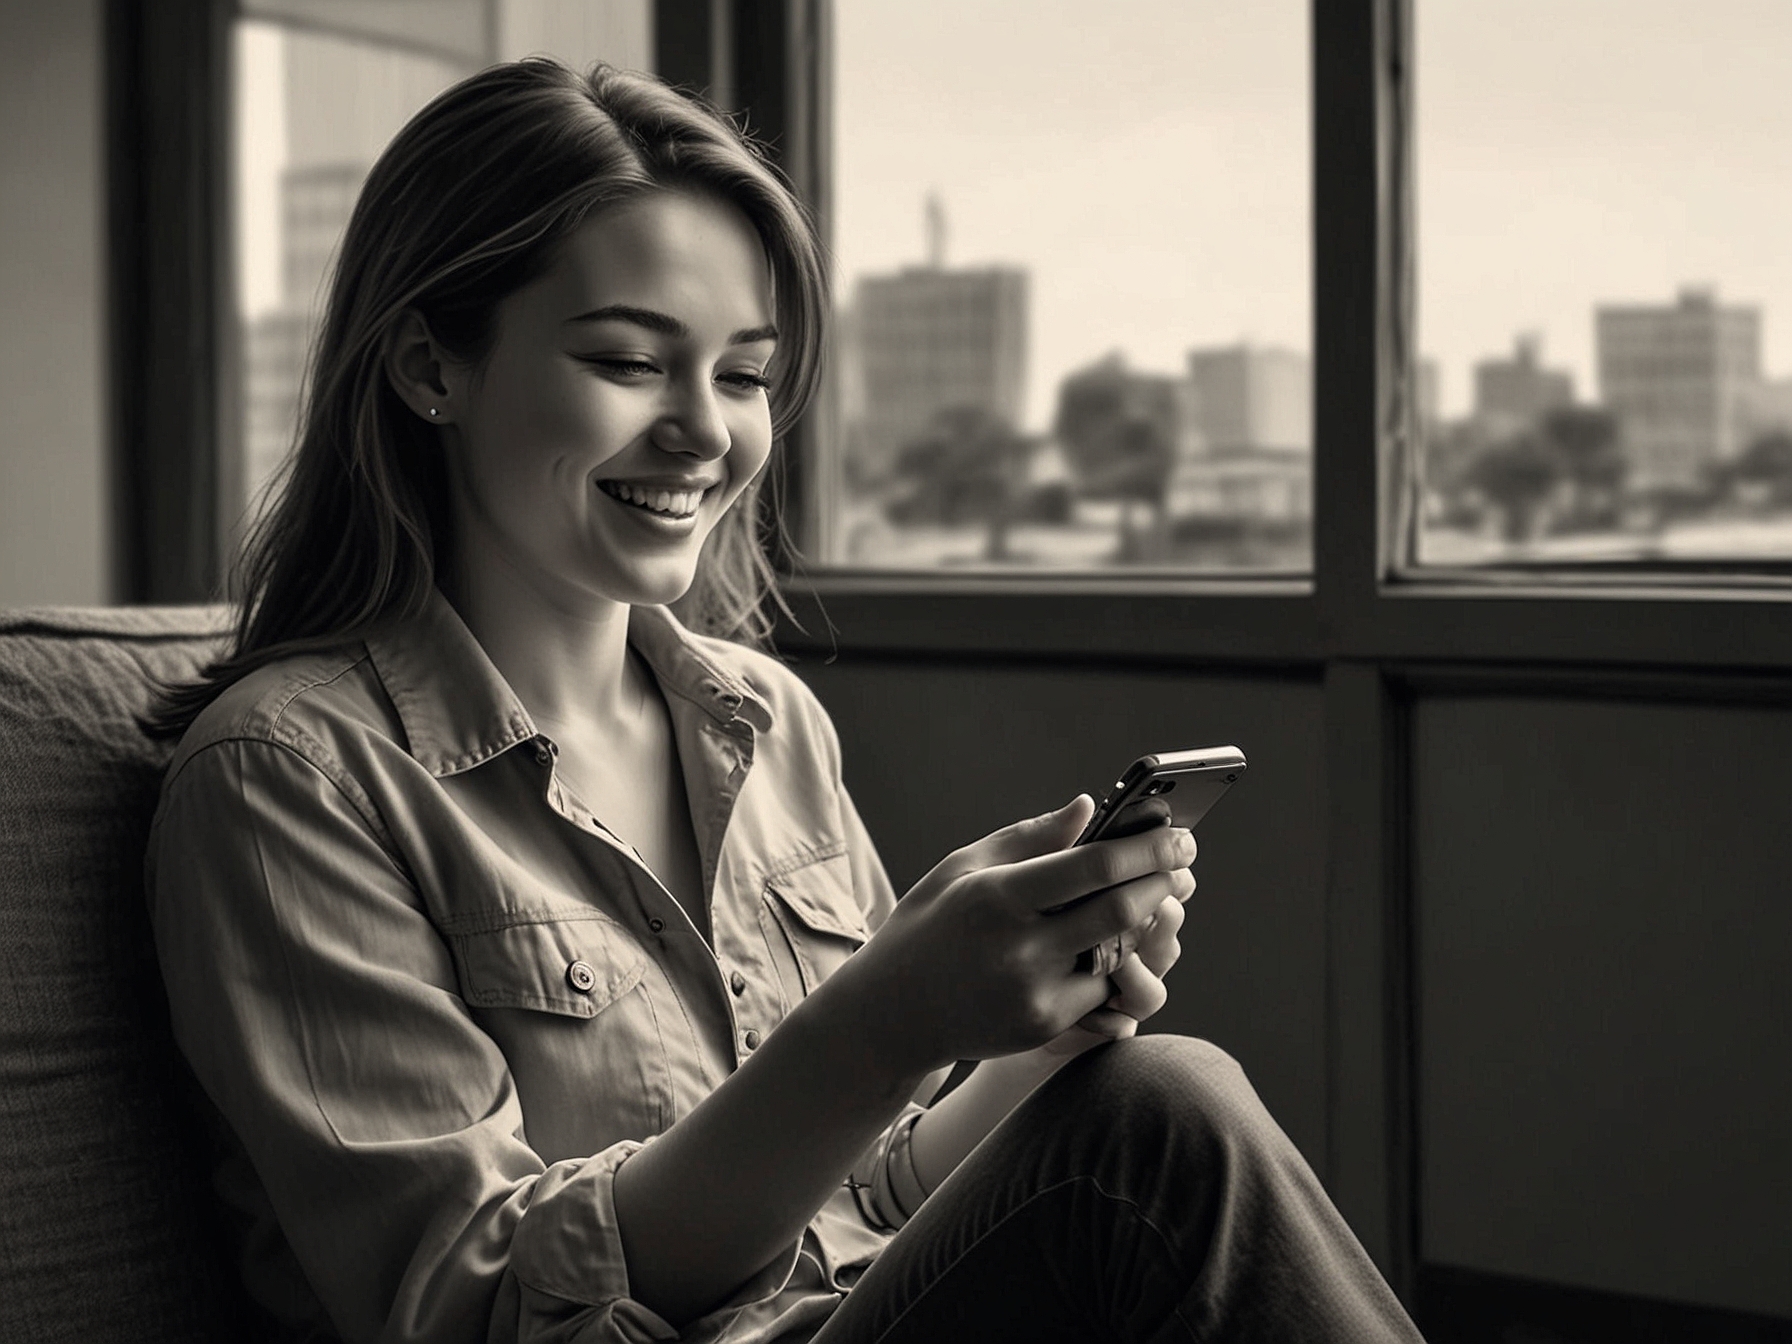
[{"left": 0, "top": 607, "right": 254, "bottom": 1342}]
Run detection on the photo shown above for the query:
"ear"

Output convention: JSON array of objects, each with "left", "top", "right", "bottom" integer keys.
[{"left": 384, "top": 309, "right": 457, "bottom": 425}]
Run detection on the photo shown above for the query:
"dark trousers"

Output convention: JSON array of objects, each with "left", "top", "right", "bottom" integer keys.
[{"left": 813, "top": 1036, "right": 1425, "bottom": 1343}]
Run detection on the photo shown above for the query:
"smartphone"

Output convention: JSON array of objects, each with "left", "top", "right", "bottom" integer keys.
[{"left": 1074, "top": 746, "right": 1247, "bottom": 846}]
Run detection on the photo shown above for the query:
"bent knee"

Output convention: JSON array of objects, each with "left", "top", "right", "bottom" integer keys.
[{"left": 1069, "top": 1035, "right": 1270, "bottom": 1143}]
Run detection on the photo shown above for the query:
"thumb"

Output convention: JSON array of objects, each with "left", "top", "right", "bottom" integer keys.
[{"left": 943, "top": 794, "right": 1095, "bottom": 879}]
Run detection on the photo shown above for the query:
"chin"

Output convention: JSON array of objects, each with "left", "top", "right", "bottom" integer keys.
[{"left": 599, "top": 562, "right": 701, "bottom": 610}]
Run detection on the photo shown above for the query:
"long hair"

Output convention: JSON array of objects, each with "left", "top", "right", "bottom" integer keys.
[{"left": 151, "top": 59, "right": 827, "bottom": 735}]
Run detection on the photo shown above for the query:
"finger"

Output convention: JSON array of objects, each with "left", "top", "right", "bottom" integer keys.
[
  {"left": 1015, "top": 824, "right": 1197, "bottom": 915},
  {"left": 1105, "top": 954, "right": 1168, "bottom": 1023},
  {"left": 1092, "top": 795, "right": 1172, "bottom": 840},
  {"left": 1081, "top": 927, "right": 1133, "bottom": 978},
  {"left": 1134, "top": 896, "right": 1185, "bottom": 977},
  {"left": 1052, "top": 868, "right": 1185, "bottom": 957},
  {"left": 1072, "top": 1006, "right": 1140, "bottom": 1041}
]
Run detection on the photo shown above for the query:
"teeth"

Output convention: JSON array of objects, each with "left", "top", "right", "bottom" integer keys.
[{"left": 600, "top": 482, "right": 705, "bottom": 517}]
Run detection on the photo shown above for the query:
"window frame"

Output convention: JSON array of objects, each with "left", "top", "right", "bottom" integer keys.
[{"left": 766, "top": 0, "right": 1792, "bottom": 675}]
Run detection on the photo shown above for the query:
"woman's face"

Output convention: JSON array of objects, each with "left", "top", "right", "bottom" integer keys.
[{"left": 437, "top": 189, "right": 778, "bottom": 614}]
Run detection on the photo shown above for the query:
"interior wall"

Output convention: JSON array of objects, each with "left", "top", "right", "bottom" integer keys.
[
  {"left": 1413, "top": 692, "right": 1792, "bottom": 1321},
  {"left": 794, "top": 656, "right": 1331, "bottom": 1178},
  {"left": 0, "top": 0, "right": 109, "bottom": 607}
]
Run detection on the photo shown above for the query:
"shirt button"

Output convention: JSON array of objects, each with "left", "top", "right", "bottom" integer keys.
[
  {"left": 729, "top": 970, "right": 747, "bottom": 996},
  {"left": 534, "top": 744, "right": 552, "bottom": 766},
  {"left": 566, "top": 960, "right": 597, "bottom": 993},
  {"left": 743, "top": 1029, "right": 761, "bottom": 1050},
  {"left": 648, "top": 917, "right": 665, "bottom": 934}
]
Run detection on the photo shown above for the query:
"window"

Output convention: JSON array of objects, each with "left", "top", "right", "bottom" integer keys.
[
  {"left": 1408, "top": 0, "right": 1792, "bottom": 575},
  {"left": 817, "top": 0, "right": 1311, "bottom": 576}
]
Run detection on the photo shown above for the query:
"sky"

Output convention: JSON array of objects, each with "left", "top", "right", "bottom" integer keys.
[{"left": 834, "top": 0, "right": 1792, "bottom": 424}]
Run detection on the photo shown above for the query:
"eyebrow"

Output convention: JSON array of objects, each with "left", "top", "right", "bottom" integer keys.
[{"left": 565, "top": 303, "right": 778, "bottom": 346}]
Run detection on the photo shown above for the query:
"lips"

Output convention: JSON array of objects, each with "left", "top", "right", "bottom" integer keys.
[{"left": 597, "top": 480, "right": 710, "bottom": 519}]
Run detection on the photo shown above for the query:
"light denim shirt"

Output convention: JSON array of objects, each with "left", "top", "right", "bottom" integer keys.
[{"left": 146, "top": 591, "right": 923, "bottom": 1344}]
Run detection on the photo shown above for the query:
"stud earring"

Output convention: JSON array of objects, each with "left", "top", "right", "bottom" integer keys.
[{"left": 427, "top": 407, "right": 440, "bottom": 418}]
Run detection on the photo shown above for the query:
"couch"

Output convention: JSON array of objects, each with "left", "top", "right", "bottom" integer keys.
[{"left": 0, "top": 605, "right": 253, "bottom": 1341}]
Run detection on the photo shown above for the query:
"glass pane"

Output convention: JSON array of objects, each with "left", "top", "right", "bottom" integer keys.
[
  {"left": 822, "top": 1, "right": 1311, "bottom": 574},
  {"left": 1413, "top": 1, "right": 1792, "bottom": 569},
  {"left": 230, "top": 2, "right": 651, "bottom": 532}
]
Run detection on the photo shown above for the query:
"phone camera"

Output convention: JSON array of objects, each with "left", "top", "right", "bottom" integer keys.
[
  {"left": 1225, "top": 773, "right": 1237, "bottom": 783},
  {"left": 1145, "top": 779, "right": 1177, "bottom": 796}
]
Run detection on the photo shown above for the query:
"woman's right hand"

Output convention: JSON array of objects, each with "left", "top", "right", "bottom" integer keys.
[{"left": 834, "top": 795, "right": 1197, "bottom": 1075}]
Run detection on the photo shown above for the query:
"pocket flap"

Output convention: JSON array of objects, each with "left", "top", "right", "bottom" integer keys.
[
  {"left": 766, "top": 853, "right": 868, "bottom": 945},
  {"left": 451, "top": 914, "right": 647, "bottom": 1018}
]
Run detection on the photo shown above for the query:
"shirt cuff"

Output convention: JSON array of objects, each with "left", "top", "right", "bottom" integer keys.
[{"left": 507, "top": 1139, "right": 804, "bottom": 1342}]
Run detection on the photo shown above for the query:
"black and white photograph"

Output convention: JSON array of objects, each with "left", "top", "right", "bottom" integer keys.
[{"left": 1, "top": 3, "right": 1788, "bottom": 1341}]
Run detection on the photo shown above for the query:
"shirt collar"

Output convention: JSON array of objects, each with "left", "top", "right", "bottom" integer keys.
[{"left": 364, "top": 588, "right": 771, "bottom": 778}]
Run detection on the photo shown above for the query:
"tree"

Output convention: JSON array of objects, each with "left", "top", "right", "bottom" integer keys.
[
  {"left": 1465, "top": 433, "right": 1562, "bottom": 543},
  {"left": 1537, "top": 405, "right": 1625, "bottom": 529},
  {"left": 1053, "top": 359, "right": 1179, "bottom": 560},
  {"left": 1053, "top": 367, "right": 1177, "bottom": 510},
  {"left": 884, "top": 405, "right": 1036, "bottom": 560},
  {"left": 1724, "top": 429, "right": 1792, "bottom": 508}
]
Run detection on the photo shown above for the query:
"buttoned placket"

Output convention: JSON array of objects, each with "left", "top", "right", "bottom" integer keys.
[
  {"left": 523, "top": 685, "right": 780, "bottom": 1071},
  {"left": 690, "top": 712, "right": 785, "bottom": 1065}
]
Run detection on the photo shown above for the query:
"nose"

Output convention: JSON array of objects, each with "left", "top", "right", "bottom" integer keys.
[{"left": 653, "top": 375, "right": 730, "bottom": 461}]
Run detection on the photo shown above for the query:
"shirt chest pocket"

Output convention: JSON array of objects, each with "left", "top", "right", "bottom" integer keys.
[
  {"left": 761, "top": 853, "right": 869, "bottom": 1003},
  {"left": 451, "top": 913, "right": 647, "bottom": 1016},
  {"left": 448, "top": 914, "right": 676, "bottom": 1150}
]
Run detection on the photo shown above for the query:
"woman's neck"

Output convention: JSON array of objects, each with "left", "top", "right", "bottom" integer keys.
[{"left": 439, "top": 547, "right": 642, "bottom": 736}]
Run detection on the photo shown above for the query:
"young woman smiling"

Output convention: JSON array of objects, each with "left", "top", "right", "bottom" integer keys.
[{"left": 146, "top": 60, "right": 1423, "bottom": 1344}]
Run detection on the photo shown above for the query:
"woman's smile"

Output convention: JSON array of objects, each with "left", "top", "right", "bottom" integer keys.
[{"left": 595, "top": 476, "right": 719, "bottom": 524}]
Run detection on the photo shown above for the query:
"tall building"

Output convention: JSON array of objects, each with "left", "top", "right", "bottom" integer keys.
[
  {"left": 1170, "top": 345, "right": 1312, "bottom": 522},
  {"left": 280, "top": 163, "right": 366, "bottom": 310},
  {"left": 244, "top": 163, "right": 367, "bottom": 506},
  {"left": 847, "top": 264, "right": 1029, "bottom": 483},
  {"left": 1185, "top": 344, "right": 1311, "bottom": 454},
  {"left": 243, "top": 307, "right": 313, "bottom": 505},
  {"left": 1474, "top": 334, "right": 1574, "bottom": 431},
  {"left": 1596, "top": 287, "right": 1761, "bottom": 490}
]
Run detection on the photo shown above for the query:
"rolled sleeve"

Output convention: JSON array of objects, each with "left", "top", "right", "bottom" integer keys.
[{"left": 146, "top": 738, "right": 661, "bottom": 1344}]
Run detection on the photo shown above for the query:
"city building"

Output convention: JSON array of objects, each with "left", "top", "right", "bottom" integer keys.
[
  {"left": 846, "top": 262, "right": 1029, "bottom": 485},
  {"left": 1168, "top": 344, "right": 1311, "bottom": 523},
  {"left": 243, "top": 162, "right": 365, "bottom": 512},
  {"left": 1185, "top": 344, "right": 1311, "bottom": 454},
  {"left": 242, "top": 308, "right": 312, "bottom": 504},
  {"left": 1596, "top": 286, "right": 1762, "bottom": 490},
  {"left": 1415, "top": 357, "right": 1441, "bottom": 431},
  {"left": 279, "top": 163, "right": 366, "bottom": 312},
  {"left": 1473, "top": 333, "right": 1573, "bottom": 432}
]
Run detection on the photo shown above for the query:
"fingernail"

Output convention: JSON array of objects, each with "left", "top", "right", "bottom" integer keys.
[{"left": 1176, "top": 830, "right": 1197, "bottom": 862}]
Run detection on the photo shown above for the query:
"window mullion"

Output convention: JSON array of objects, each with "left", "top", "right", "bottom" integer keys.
[{"left": 1311, "top": 0, "right": 1398, "bottom": 652}]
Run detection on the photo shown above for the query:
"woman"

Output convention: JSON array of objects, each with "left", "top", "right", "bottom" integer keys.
[{"left": 148, "top": 59, "right": 1422, "bottom": 1343}]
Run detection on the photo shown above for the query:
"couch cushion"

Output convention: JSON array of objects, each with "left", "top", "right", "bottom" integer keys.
[{"left": 0, "top": 606, "right": 256, "bottom": 1342}]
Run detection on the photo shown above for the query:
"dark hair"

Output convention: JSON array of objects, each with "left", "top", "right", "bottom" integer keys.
[{"left": 151, "top": 59, "right": 827, "bottom": 735}]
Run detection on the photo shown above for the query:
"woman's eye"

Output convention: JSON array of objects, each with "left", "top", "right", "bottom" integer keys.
[
  {"left": 585, "top": 357, "right": 660, "bottom": 378},
  {"left": 718, "top": 370, "right": 772, "bottom": 393}
]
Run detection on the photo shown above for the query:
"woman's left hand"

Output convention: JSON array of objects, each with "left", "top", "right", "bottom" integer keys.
[{"left": 1038, "top": 890, "right": 1187, "bottom": 1058}]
